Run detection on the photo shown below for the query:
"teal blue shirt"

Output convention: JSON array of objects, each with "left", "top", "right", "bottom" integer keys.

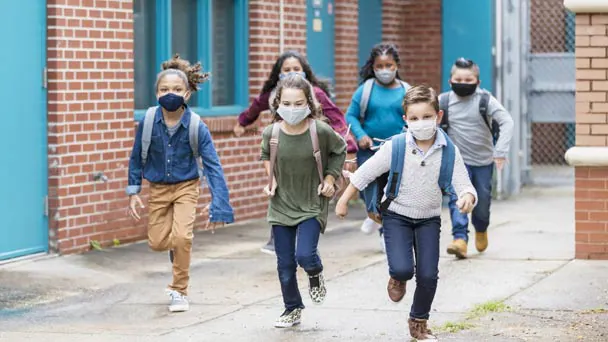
[{"left": 345, "top": 82, "right": 406, "bottom": 142}]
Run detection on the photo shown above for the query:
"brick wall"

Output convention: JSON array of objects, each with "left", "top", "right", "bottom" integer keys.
[
  {"left": 47, "top": 0, "right": 136, "bottom": 254},
  {"left": 383, "top": 0, "right": 442, "bottom": 91},
  {"left": 574, "top": 13, "right": 608, "bottom": 259},
  {"left": 334, "top": 0, "right": 359, "bottom": 112}
]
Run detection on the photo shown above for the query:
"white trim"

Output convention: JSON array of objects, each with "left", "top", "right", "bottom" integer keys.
[
  {"left": 564, "top": 0, "right": 608, "bottom": 13},
  {"left": 565, "top": 147, "right": 608, "bottom": 166}
]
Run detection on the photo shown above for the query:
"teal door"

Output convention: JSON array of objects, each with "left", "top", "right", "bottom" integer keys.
[
  {"left": 307, "top": 0, "right": 335, "bottom": 94},
  {"left": 442, "top": 0, "right": 495, "bottom": 93},
  {"left": 358, "top": 0, "right": 382, "bottom": 69},
  {"left": 0, "top": 1, "right": 48, "bottom": 260}
]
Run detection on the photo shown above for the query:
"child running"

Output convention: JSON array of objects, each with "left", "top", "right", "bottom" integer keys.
[
  {"left": 336, "top": 85, "right": 477, "bottom": 340},
  {"left": 234, "top": 50, "right": 357, "bottom": 255},
  {"left": 260, "top": 74, "right": 346, "bottom": 328},
  {"left": 345, "top": 43, "right": 410, "bottom": 250},
  {"left": 126, "top": 54, "right": 234, "bottom": 313}
]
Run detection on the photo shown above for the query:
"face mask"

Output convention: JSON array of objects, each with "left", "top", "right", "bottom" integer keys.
[
  {"left": 277, "top": 105, "right": 311, "bottom": 126},
  {"left": 158, "top": 93, "right": 185, "bottom": 112},
  {"left": 375, "top": 69, "right": 397, "bottom": 85},
  {"left": 451, "top": 83, "right": 477, "bottom": 97},
  {"left": 408, "top": 118, "right": 438, "bottom": 141},
  {"left": 279, "top": 71, "right": 307, "bottom": 80}
]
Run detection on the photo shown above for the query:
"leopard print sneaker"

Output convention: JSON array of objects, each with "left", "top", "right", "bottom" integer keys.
[
  {"left": 308, "top": 272, "right": 327, "bottom": 305},
  {"left": 274, "top": 308, "right": 302, "bottom": 328}
]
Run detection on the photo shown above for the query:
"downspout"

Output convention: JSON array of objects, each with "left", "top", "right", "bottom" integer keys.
[{"left": 279, "top": 0, "right": 285, "bottom": 53}]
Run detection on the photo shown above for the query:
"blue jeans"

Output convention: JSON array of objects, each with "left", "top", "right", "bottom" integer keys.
[
  {"left": 273, "top": 218, "right": 323, "bottom": 311},
  {"left": 449, "top": 163, "right": 493, "bottom": 242},
  {"left": 357, "top": 148, "right": 383, "bottom": 236},
  {"left": 382, "top": 211, "right": 441, "bottom": 320}
]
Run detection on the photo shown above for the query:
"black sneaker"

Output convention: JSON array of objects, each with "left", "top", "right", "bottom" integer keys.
[
  {"left": 169, "top": 249, "right": 174, "bottom": 264},
  {"left": 260, "top": 238, "right": 276, "bottom": 256},
  {"left": 308, "top": 273, "right": 327, "bottom": 305}
]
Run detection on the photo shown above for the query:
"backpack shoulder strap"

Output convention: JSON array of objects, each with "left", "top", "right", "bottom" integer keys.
[
  {"left": 308, "top": 119, "right": 324, "bottom": 185},
  {"left": 188, "top": 112, "right": 203, "bottom": 172},
  {"left": 141, "top": 106, "right": 158, "bottom": 166},
  {"left": 359, "top": 79, "right": 375, "bottom": 121},
  {"left": 380, "top": 133, "right": 407, "bottom": 212},
  {"left": 269, "top": 123, "right": 281, "bottom": 190},
  {"left": 438, "top": 92, "right": 450, "bottom": 132},
  {"left": 478, "top": 90, "right": 492, "bottom": 132},
  {"left": 399, "top": 80, "right": 410, "bottom": 90},
  {"left": 438, "top": 128, "right": 456, "bottom": 193}
]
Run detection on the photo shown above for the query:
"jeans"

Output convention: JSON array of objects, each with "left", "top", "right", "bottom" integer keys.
[
  {"left": 382, "top": 211, "right": 441, "bottom": 320},
  {"left": 357, "top": 148, "right": 383, "bottom": 236},
  {"left": 273, "top": 218, "right": 323, "bottom": 311},
  {"left": 449, "top": 163, "right": 493, "bottom": 242}
]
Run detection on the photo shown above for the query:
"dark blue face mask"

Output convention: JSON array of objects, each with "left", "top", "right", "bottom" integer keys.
[{"left": 158, "top": 93, "right": 185, "bottom": 112}]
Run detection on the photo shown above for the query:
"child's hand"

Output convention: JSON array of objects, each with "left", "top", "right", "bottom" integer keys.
[
  {"left": 358, "top": 136, "right": 373, "bottom": 149},
  {"left": 318, "top": 179, "right": 336, "bottom": 198},
  {"left": 263, "top": 179, "right": 278, "bottom": 197},
  {"left": 335, "top": 199, "right": 349, "bottom": 219},
  {"left": 128, "top": 195, "right": 145, "bottom": 221},
  {"left": 456, "top": 193, "right": 475, "bottom": 214},
  {"left": 494, "top": 157, "right": 506, "bottom": 171},
  {"left": 233, "top": 123, "right": 246, "bottom": 137}
]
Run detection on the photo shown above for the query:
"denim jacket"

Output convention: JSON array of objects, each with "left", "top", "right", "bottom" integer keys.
[{"left": 127, "top": 107, "right": 234, "bottom": 223}]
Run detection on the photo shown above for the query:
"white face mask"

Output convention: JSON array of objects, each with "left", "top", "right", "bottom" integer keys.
[
  {"left": 277, "top": 105, "right": 311, "bottom": 126},
  {"left": 375, "top": 68, "right": 397, "bottom": 85},
  {"left": 408, "top": 118, "right": 437, "bottom": 141}
]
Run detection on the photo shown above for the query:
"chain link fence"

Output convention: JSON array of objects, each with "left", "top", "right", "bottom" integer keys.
[{"left": 524, "top": 0, "right": 576, "bottom": 186}]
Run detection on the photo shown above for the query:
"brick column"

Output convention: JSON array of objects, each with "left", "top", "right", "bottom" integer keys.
[
  {"left": 564, "top": 0, "right": 608, "bottom": 259},
  {"left": 334, "top": 0, "right": 359, "bottom": 112}
]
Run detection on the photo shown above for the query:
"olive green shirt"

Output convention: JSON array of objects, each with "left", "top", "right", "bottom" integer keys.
[{"left": 261, "top": 120, "right": 347, "bottom": 232}]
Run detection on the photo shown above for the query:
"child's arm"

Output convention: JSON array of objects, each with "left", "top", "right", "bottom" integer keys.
[
  {"left": 450, "top": 146, "right": 478, "bottom": 211},
  {"left": 344, "top": 86, "right": 368, "bottom": 142},
  {"left": 198, "top": 122, "right": 234, "bottom": 223},
  {"left": 348, "top": 140, "right": 392, "bottom": 192},
  {"left": 126, "top": 120, "right": 145, "bottom": 196},
  {"left": 488, "top": 96, "right": 514, "bottom": 161},
  {"left": 237, "top": 92, "right": 272, "bottom": 127}
]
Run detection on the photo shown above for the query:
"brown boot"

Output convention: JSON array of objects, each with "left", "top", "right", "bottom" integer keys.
[
  {"left": 408, "top": 318, "right": 437, "bottom": 340},
  {"left": 387, "top": 277, "right": 406, "bottom": 302},
  {"left": 446, "top": 239, "right": 468, "bottom": 259},
  {"left": 476, "top": 232, "right": 488, "bottom": 252}
]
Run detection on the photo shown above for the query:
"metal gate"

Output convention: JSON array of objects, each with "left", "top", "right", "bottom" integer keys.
[{"left": 523, "top": 0, "right": 576, "bottom": 186}]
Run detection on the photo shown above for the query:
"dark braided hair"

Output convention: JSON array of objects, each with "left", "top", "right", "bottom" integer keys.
[
  {"left": 261, "top": 50, "right": 331, "bottom": 97},
  {"left": 156, "top": 53, "right": 209, "bottom": 92},
  {"left": 359, "top": 43, "right": 402, "bottom": 85},
  {"left": 270, "top": 74, "right": 324, "bottom": 123}
]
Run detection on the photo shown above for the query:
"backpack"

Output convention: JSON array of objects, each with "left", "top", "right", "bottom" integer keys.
[
  {"left": 359, "top": 78, "right": 410, "bottom": 122},
  {"left": 268, "top": 119, "right": 325, "bottom": 194},
  {"left": 371, "top": 128, "right": 456, "bottom": 220},
  {"left": 141, "top": 106, "right": 204, "bottom": 177},
  {"left": 438, "top": 89, "right": 500, "bottom": 145}
]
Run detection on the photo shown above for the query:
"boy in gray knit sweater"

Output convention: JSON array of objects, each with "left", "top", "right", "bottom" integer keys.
[
  {"left": 440, "top": 58, "right": 514, "bottom": 259},
  {"left": 336, "top": 85, "right": 477, "bottom": 340}
]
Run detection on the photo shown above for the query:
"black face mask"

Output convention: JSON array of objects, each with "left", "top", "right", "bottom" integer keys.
[{"left": 451, "top": 83, "right": 477, "bottom": 97}]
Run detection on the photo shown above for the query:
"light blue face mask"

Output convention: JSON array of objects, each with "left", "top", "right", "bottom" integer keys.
[{"left": 279, "top": 71, "right": 307, "bottom": 80}]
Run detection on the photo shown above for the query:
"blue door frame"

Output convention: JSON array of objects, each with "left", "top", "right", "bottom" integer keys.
[
  {"left": 306, "top": 0, "right": 335, "bottom": 90},
  {"left": 0, "top": 1, "right": 49, "bottom": 260},
  {"left": 441, "top": 0, "right": 495, "bottom": 93}
]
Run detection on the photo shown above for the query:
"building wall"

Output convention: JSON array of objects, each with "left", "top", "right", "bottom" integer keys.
[{"left": 46, "top": 0, "right": 445, "bottom": 254}]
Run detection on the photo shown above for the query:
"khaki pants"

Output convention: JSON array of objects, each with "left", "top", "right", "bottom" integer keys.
[{"left": 148, "top": 179, "right": 199, "bottom": 295}]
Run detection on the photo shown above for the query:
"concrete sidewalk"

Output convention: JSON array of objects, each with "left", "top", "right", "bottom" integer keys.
[{"left": 0, "top": 185, "right": 606, "bottom": 341}]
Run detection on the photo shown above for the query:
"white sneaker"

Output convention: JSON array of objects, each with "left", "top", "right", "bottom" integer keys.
[
  {"left": 166, "top": 289, "right": 189, "bottom": 312},
  {"left": 360, "top": 217, "right": 381, "bottom": 235}
]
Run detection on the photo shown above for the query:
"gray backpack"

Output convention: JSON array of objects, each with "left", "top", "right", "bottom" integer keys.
[
  {"left": 358, "top": 78, "right": 410, "bottom": 122},
  {"left": 141, "top": 106, "right": 204, "bottom": 178}
]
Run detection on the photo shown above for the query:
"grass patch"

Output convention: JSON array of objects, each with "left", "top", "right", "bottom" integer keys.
[
  {"left": 436, "top": 321, "right": 475, "bottom": 333},
  {"left": 466, "top": 300, "right": 511, "bottom": 319}
]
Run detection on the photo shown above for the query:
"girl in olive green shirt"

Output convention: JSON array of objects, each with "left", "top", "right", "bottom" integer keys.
[{"left": 260, "top": 74, "right": 346, "bottom": 328}]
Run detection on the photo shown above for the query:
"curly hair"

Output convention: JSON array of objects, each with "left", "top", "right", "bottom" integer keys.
[
  {"left": 270, "top": 74, "right": 324, "bottom": 123},
  {"left": 359, "top": 43, "right": 402, "bottom": 84},
  {"left": 261, "top": 50, "right": 331, "bottom": 97},
  {"left": 402, "top": 84, "right": 439, "bottom": 115},
  {"left": 155, "top": 54, "right": 209, "bottom": 92}
]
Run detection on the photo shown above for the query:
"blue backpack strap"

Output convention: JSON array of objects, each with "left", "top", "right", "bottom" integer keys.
[
  {"left": 437, "top": 128, "right": 456, "bottom": 194},
  {"left": 188, "top": 112, "right": 204, "bottom": 179},
  {"left": 379, "top": 133, "right": 407, "bottom": 212}
]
